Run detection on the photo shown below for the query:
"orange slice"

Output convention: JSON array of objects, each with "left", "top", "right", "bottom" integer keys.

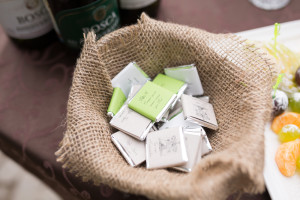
[
  {"left": 275, "top": 140, "right": 300, "bottom": 177},
  {"left": 271, "top": 112, "right": 300, "bottom": 134}
]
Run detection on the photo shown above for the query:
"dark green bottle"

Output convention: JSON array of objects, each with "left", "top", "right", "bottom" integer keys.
[
  {"left": 0, "top": 0, "right": 57, "bottom": 49},
  {"left": 43, "top": 0, "right": 120, "bottom": 49},
  {"left": 119, "top": 0, "right": 160, "bottom": 26}
]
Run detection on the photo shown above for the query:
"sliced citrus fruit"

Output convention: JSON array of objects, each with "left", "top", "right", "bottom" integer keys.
[
  {"left": 296, "top": 156, "right": 300, "bottom": 170},
  {"left": 275, "top": 140, "right": 300, "bottom": 177},
  {"left": 271, "top": 112, "right": 300, "bottom": 134}
]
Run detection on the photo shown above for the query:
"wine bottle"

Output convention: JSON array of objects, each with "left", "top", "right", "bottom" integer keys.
[
  {"left": 119, "top": 0, "right": 160, "bottom": 26},
  {"left": 43, "top": 0, "right": 120, "bottom": 49},
  {"left": 0, "top": 0, "right": 57, "bottom": 49}
]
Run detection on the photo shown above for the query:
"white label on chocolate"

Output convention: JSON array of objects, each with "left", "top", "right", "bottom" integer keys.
[
  {"left": 146, "top": 127, "right": 188, "bottom": 169},
  {"left": 182, "top": 94, "right": 218, "bottom": 130},
  {"left": 165, "top": 65, "right": 204, "bottom": 96},
  {"left": 119, "top": 0, "right": 157, "bottom": 9},
  {"left": 160, "top": 112, "right": 200, "bottom": 130},
  {"left": 111, "top": 131, "right": 146, "bottom": 166},
  {"left": 0, "top": 0, "right": 52, "bottom": 39},
  {"left": 198, "top": 96, "right": 209, "bottom": 103},
  {"left": 110, "top": 105, "right": 153, "bottom": 140},
  {"left": 111, "top": 62, "right": 150, "bottom": 97}
]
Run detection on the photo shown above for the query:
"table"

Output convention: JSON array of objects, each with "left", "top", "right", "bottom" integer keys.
[{"left": 1, "top": 0, "right": 300, "bottom": 199}]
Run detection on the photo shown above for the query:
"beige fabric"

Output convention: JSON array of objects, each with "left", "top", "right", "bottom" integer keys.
[{"left": 56, "top": 14, "right": 277, "bottom": 200}]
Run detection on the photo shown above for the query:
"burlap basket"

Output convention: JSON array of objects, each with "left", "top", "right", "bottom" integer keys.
[{"left": 56, "top": 14, "right": 278, "bottom": 200}]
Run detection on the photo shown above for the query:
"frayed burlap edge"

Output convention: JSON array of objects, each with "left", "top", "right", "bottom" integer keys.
[{"left": 56, "top": 14, "right": 278, "bottom": 200}]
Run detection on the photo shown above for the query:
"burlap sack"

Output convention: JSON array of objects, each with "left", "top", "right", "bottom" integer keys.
[{"left": 56, "top": 14, "right": 277, "bottom": 200}]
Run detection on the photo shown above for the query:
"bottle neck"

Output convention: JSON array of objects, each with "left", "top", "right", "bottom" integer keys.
[{"left": 119, "top": 0, "right": 157, "bottom": 10}]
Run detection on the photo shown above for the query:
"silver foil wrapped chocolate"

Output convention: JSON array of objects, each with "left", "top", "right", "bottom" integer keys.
[
  {"left": 173, "top": 128, "right": 203, "bottom": 172},
  {"left": 110, "top": 105, "right": 154, "bottom": 141},
  {"left": 111, "top": 131, "right": 146, "bottom": 167},
  {"left": 181, "top": 94, "right": 218, "bottom": 130},
  {"left": 146, "top": 127, "right": 188, "bottom": 169}
]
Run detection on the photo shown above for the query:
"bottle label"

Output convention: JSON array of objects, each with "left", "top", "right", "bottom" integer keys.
[
  {"left": 120, "top": 0, "right": 157, "bottom": 9},
  {"left": 0, "top": 0, "right": 53, "bottom": 39},
  {"left": 53, "top": 0, "right": 120, "bottom": 49}
]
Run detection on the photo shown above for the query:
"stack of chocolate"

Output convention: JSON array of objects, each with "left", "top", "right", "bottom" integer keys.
[{"left": 107, "top": 62, "right": 218, "bottom": 172}]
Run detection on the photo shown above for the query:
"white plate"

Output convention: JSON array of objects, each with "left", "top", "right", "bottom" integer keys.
[{"left": 237, "top": 20, "right": 300, "bottom": 200}]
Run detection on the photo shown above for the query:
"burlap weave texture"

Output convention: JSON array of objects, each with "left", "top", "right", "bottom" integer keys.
[{"left": 56, "top": 14, "right": 277, "bottom": 200}]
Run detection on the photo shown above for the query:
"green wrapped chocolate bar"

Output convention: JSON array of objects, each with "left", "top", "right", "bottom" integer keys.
[
  {"left": 107, "top": 87, "right": 127, "bottom": 117},
  {"left": 128, "top": 81, "right": 176, "bottom": 122},
  {"left": 153, "top": 73, "right": 186, "bottom": 94},
  {"left": 153, "top": 73, "right": 187, "bottom": 109}
]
